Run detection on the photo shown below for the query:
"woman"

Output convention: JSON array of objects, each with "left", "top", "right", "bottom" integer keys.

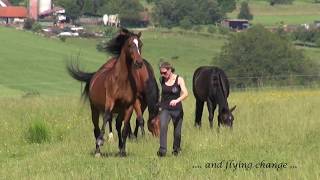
[{"left": 157, "top": 62, "right": 188, "bottom": 157}]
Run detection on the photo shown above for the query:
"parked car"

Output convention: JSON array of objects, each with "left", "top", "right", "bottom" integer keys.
[{"left": 57, "top": 31, "right": 79, "bottom": 37}]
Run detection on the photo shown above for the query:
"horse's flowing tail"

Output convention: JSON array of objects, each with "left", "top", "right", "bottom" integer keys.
[{"left": 66, "top": 62, "right": 95, "bottom": 100}]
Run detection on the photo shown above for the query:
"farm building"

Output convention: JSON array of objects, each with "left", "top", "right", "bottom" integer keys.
[
  {"left": 222, "top": 19, "right": 249, "bottom": 30},
  {"left": 29, "top": 0, "right": 52, "bottom": 20},
  {"left": 0, "top": 6, "right": 27, "bottom": 24}
]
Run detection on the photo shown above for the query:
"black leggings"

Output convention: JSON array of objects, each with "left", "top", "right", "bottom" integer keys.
[{"left": 159, "top": 109, "right": 183, "bottom": 154}]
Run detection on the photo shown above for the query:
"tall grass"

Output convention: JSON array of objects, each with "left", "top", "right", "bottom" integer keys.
[{"left": 0, "top": 89, "right": 319, "bottom": 179}]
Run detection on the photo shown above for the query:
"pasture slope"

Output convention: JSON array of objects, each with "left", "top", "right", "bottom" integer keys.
[
  {"left": 228, "top": 0, "right": 320, "bottom": 26},
  {"left": 0, "top": 25, "right": 320, "bottom": 179}
]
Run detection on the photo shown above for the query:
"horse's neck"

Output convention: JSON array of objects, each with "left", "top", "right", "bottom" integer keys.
[
  {"left": 115, "top": 53, "right": 130, "bottom": 79},
  {"left": 218, "top": 92, "right": 229, "bottom": 113},
  {"left": 134, "top": 66, "right": 148, "bottom": 91}
]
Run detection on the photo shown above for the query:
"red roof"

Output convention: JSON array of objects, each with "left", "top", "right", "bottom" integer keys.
[{"left": 0, "top": 7, "right": 27, "bottom": 18}]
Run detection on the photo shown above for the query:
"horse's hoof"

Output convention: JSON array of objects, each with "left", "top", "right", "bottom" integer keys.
[
  {"left": 97, "top": 138, "right": 104, "bottom": 146},
  {"left": 119, "top": 149, "right": 127, "bottom": 157},
  {"left": 195, "top": 124, "right": 201, "bottom": 128},
  {"left": 95, "top": 152, "right": 101, "bottom": 158}
]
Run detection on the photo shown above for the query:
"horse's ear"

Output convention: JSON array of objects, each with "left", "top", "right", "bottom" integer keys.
[
  {"left": 230, "top": 105, "right": 236, "bottom": 112},
  {"left": 137, "top": 32, "right": 142, "bottom": 38}
]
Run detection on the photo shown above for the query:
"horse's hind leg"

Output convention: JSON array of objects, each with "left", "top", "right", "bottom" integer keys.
[
  {"left": 96, "top": 110, "right": 112, "bottom": 148},
  {"left": 115, "top": 112, "right": 125, "bottom": 156},
  {"left": 119, "top": 106, "right": 134, "bottom": 157},
  {"left": 90, "top": 105, "right": 101, "bottom": 156},
  {"left": 195, "top": 99, "right": 204, "bottom": 127},
  {"left": 207, "top": 99, "right": 216, "bottom": 128}
]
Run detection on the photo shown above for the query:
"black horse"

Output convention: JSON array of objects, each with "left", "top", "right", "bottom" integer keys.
[{"left": 192, "top": 66, "right": 236, "bottom": 128}]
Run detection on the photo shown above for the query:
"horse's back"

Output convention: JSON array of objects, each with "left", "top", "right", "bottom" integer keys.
[{"left": 193, "top": 66, "right": 229, "bottom": 101}]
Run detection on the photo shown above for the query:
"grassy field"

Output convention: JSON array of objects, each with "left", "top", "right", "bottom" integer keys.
[
  {"left": 0, "top": 25, "right": 320, "bottom": 179},
  {"left": 0, "top": 89, "right": 319, "bottom": 179}
]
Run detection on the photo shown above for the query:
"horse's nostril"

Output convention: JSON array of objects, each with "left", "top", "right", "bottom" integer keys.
[{"left": 135, "top": 60, "right": 143, "bottom": 68}]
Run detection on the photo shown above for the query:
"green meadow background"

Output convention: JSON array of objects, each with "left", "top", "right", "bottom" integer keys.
[{"left": 1, "top": 1, "right": 320, "bottom": 178}]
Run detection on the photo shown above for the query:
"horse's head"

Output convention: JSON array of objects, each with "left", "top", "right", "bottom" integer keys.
[
  {"left": 218, "top": 105, "right": 236, "bottom": 127},
  {"left": 122, "top": 29, "right": 143, "bottom": 68}
]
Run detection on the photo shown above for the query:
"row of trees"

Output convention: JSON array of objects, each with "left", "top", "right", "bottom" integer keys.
[
  {"left": 55, "top": 0, "right": 144, "bottom": 25},
  {"left": 152, "top": 0, "right": 236, "bottom": 27}
]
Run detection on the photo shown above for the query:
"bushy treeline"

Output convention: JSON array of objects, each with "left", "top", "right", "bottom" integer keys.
[
  {"left": 216, "top": 25, "right": 319, "bottom": 88},
  {"left": 152, "top": 0, "right": 236, "bottom": 28},
  {"left": 291, "top": 27, "right": 320, "bottom": 47},
  {"left": 56, "top": 0, "right": 144, "bottom": 25}
]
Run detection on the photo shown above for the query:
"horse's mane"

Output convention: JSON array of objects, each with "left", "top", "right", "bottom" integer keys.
[{"left": 105, "top": 28, "right": 136, "bottom": 56}]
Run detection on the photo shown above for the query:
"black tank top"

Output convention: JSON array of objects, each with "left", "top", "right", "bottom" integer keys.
[{"left": 160, "top": 75, "right": 183, "bottom": 110}]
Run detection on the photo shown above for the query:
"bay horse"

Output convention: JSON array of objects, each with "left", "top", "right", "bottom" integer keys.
[
  {"left": 192, "top": 66, "right": 236, "bottom": 128},
  {"left": 67, "top": 28, "right": 152, "bottom": 156},
  {"left": 102, "top": 58, "right": 160, "bottom": 138}
]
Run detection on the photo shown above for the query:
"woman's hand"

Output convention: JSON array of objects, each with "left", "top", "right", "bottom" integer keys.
[{"left": 169, "top": 99, "right": 180, "bottom": 106}]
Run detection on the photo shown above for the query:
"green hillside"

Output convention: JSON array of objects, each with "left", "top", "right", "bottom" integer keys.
[
  {"left": 229, "top": 1, "right": 320, "bottom": 26},
  {"left": 0, "top": 27, "right": 105, "bottom": 96},
  {"left": 0, "top": 27, "right": 227, "bottom": 96}
]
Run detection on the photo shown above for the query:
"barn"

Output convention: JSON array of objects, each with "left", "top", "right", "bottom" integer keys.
[
  {"left": 0, "top": 6, "right": 27, "bottom": 24},
  {"left": 222, "top": 19, "right": 249, "bottom": 30}
]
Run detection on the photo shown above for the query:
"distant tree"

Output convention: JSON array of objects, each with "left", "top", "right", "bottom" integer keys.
[
  {"left": 97, "top": 0, "right": 143, "bottom": 26},
  {"left": 10, "top": 0, "right": 24, "bottom": 5},
  {"left": 56, "top": 0, "right": 82, "bottom": 22},
  {"left": 153, "top": 0, "right": 225, "bottom": 28},
  {"left": 180, "top": 17, "right": 193, "bottom": 30},
  {"left": 237, "top": 1, "right": 253, "bottom": 20},
  {"left": 119, "top": 0, "right": 144, "bottom": 26},
  {"left": 217, "top": 0, "right": 236, "bottom": 13},
  {"left": 216, "top": 25, "right": 319, "bottom": 87}
]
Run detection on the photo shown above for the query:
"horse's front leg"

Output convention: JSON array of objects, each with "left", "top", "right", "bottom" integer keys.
[
  {"left": 118, "top": 106, "right": 134, "bottom": 157},
  {"left": 133, "top": 99, "right": 145, "bottom": 138}
]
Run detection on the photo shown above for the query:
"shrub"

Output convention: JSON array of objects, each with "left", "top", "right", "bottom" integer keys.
[
  {"left": 26, "top": 120, "right": 51, "bottom": 144},
  {"left": 207, "top": 25, "right": 217, "bottom": 34},
  {"left": 31, "top": 22, "right": 42, "bottom": 32},
  {"left": 59, "top": 36, "right": 66, "bottom": 42},
  {"left": 193, "top": 25, "right": 203, "bottom": 32},
  {"left": 24, "top": 18, "right": 35, "bottom": 30},
  {"left": 180, "top": 17, "right": 193, "bottom": 30}
]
